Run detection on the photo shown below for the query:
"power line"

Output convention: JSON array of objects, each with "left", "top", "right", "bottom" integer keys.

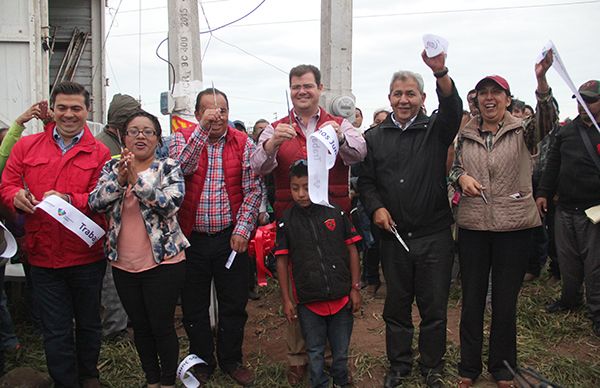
[
  {"left": 92, "top": 0, "right": 123, "bottom": 83},
  {"left": 110, "top": 0, "right": 600, "bottom": 38},
  {"left": 119, "top": 0, "right": 233, "bottom": 14},
  {"left": 211, "top": 34, "right": 288, "bottom": 74}
]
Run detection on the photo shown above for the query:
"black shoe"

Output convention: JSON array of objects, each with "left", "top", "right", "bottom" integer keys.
[
  {"left": 248, "top": 290, "right": 260, "bottom": 300},
  {"left": 384, "top": 369, "right": 406, "bottom": 388},
  {"left": 424, "top": 372, "right": 446, "bottom": 388},
  {"left": 191, "top": 364, "right": 214, "bottom": 384},
  {"left": 593, "top": 321, "right": 600, "bottom": 337},
  {"left": 545, "top": 300, "right": 577, "bottom": 313}
]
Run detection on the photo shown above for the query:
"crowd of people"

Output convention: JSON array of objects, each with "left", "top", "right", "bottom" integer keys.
[{"left": 0, "top": 46, "right": 598, "bottom": 388}]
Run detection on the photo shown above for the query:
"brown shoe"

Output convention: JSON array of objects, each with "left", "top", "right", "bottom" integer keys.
[
  {"left": 496, "top": 380, "right": 515, "bottom": 388},
  {"left": 287, "top": 364, "right": 306, "bottom": 385},
  {"left": 457, "top": 377, "right": 473, "bottom": 388},
  {"left": 227, "top": 365, "right": 255, "bottom": 386}
]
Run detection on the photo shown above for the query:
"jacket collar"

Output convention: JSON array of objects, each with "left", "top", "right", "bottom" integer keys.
[
  {"left": 460, "top": 111, "right": 523, "bottom": 144},
  {"left": 44, "top": 121, "right": 97, "bottom": 152}
]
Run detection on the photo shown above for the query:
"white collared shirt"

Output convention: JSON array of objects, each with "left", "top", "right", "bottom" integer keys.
[{"left": 391, "top": 113, "right": 418, "bottom": 131}]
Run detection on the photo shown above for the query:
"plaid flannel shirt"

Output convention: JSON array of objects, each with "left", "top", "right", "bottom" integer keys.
[{"left": 170, "top": 126, "right": 261, "bottom": 239}]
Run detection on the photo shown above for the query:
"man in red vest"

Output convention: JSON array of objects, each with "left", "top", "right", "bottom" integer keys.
[
  {"left": 170, "top": 88, "right": 261, "bottom": 386},
  {"left": 251, "top": 64, "right": 366, "bottom": 384}
]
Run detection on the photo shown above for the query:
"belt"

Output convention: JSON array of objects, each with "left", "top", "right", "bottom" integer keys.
[{"left": 193, "top": 225, "right": 233, "bottom": 237}]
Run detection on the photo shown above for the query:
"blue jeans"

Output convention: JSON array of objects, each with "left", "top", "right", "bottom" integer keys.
[
  {"left": 297, "top": 303, "right": 353, "bottom": 388},
  {"left": 30, "top": 260, "right": 106, "bottom": 388}
]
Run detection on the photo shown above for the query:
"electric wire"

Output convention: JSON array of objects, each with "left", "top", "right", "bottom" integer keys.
[
  {"left": 112, "top": 0, "right": 600, "bottom": 37},
  {"left": 91, "top": 0, "right": 123, "bottom": 84},
  {"left": 211, "top": 34, "right": 287, "bottom": 75}
]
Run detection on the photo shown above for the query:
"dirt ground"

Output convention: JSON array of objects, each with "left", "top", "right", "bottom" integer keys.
[{"left": 240, "top": 284, "right": 489, "bottom": 387}]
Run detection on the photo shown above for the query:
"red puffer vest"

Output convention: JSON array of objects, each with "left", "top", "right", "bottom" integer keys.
[
  {"left": 271, "top": 108, "right": 349, "bottom": 219},
  {"left": 177, "top": 126, "right": 246, "bottom": 236}
]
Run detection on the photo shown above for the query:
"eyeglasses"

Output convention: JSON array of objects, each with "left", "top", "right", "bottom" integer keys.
[
  {"left": 126, "top": 128, "right": 157, "bottom": 138},
  {"left": 290, "top": 83, "right": 317, "bottom": 92}
]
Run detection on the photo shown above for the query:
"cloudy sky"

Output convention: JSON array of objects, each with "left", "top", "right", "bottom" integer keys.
[{"left": 105, "top": 0, "right": 600, "bottom": 132}]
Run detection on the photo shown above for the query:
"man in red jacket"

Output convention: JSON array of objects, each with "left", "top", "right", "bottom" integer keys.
[
  {"left": 170, "top": 88, "right": 262, "bottom": 387},
  {"left": 0, "top": 81, "right": 110, "bottom": 388},
  {"left": 251, "top": 64, "right": 366, "bottom": 384}
]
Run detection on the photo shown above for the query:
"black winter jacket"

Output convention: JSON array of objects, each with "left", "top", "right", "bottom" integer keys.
[
  {"left": 357, "top": 83, "right": 463, "bottom": 238},
  {"left": 537, "top": 116, "right": 600, "bottom": 211},
  {"left": 275, "top": 204, "right": 360, "bottom": 304}
]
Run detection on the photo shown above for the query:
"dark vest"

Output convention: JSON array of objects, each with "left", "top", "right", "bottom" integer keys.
[
  {"left": 271, "top": 108, "right": 349, "bottom": 219},
  {"left": 282, "top": 204, "right": 351, "bottom": 304},
  {"left": 177, "top": 126, "right": 246, "bottom": 236}
]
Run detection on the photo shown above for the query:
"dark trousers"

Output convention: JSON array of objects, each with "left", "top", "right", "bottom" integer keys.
[
  {"left": 544, "top": 204, "right": 560, "bottom": 279},
  {"left": 113, "top": 262, "right": 185, "bottom": 385},
  {"left": 458, "top": 228, "right": 531, "bottom": 381},
  {"left": 30, "top": 260, "right": 105, "bottom": 388},
  {"left": 298, "top": 304, "right": 353, "bottom": 388},
  {"left": 526, "top": 225, "right": 547, "bottom": 277},
  {"left": 555, "top": 207, "right": 600, "bottom": 321},
  {"left": 182, "top": 229, "right": 249, "bottom": 371},
  {"left": 380, "top": 228, "right": 454, "bottom": 376},
  {"left": 363, "top": 224, "right": 382, "bottom": 286}
]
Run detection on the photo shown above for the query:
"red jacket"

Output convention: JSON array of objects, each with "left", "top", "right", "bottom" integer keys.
[
  {"left": 0, "top": 122, "right": 110, "bottom": 268},
  {"left": 177, "top": 126, "right": 246, "bottom": 237},
  {"left": 271, "top": 109, "right": 349, "bottom": 218}
]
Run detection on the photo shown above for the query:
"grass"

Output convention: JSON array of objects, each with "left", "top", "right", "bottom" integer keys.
[{"left": 4, "top": 271, "right": 600, "bottom": 387}]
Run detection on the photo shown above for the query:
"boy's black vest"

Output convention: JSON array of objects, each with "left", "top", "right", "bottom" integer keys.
[{"left": 281, "top": 204, "right": 351, "bottom": 304}]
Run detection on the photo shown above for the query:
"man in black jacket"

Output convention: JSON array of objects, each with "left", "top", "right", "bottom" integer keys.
[
  {"left": 536, "top": 80, "right": 600, "bottom": 337},
  {"left": 358, "top": 51, "right": 462, "bottom": 388}
]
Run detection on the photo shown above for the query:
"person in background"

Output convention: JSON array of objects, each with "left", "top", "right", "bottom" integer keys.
[
  {"left": 371, "top": 108, "right": 389, "bottom": 128},
  {"left": 90, "top": 110, "right": 188, "bottom": 388},
  {"left": 96, "top": 94, "right": 140, "bottom": 156},
  {"left": 451, "top": 51, "right": 555, "bottom": 388},
  {"left": 511, "top": 99, "right": 526, "bottom": 118},
  {"left": 252, "top": 119, "right": 269, "bottom": 144},
  {"left": 233, "top": 120, "right": 247, "bottom": 133},
  {"left": 353, "top": 107, "right": 364, "bottom": 130},
  {"left": 0, "top": 81, "right": 111, "bottom": 388},
  {"left": 466, "top": 89, "right": 479, "bottom": 119},
  {"left": 275, "top": 160, "right": 361, "bottom": 388},
  {"left": 536, "top": 80, "right": 600, "bottom": 337},
  {"left": 95, "top": 93, "right": 141, "bottom": 341}
]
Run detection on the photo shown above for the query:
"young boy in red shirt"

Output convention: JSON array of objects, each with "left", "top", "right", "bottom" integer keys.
[{"left": 275, "top": 160, "right": 362, "bottom": 388}]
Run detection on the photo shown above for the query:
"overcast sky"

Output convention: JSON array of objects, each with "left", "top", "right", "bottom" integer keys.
[{"left": 105, "top": 0, "right": 600, "bottom": 133}]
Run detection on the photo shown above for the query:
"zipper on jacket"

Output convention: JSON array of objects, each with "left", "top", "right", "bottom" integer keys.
[
  {"left": 487, "top": 147, "right": 495, "bottom": 228},
  {"left": 308, "top": 217, "right": 331, "bottom": 297}
]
